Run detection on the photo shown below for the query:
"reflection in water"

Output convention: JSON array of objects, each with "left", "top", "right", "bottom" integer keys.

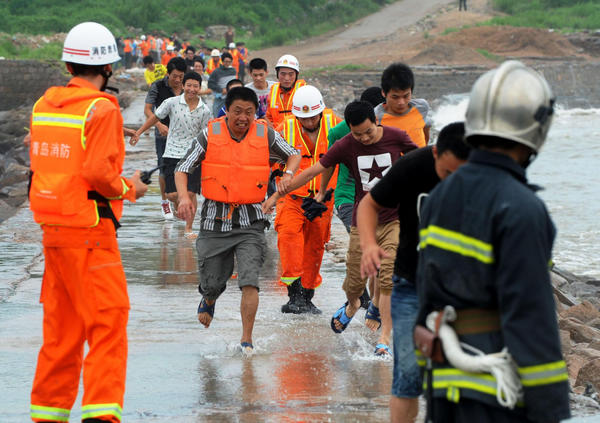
[{"left": 158, "top": 222, "right": 198, "bottom": 285}]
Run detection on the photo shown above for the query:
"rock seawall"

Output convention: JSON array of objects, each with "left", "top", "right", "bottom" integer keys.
[
  {"left": 0, "top": 60, "right": 69, "bottom": 111},
  {"left": 308, "top": 62, "right": 600, "bottom": 111}
]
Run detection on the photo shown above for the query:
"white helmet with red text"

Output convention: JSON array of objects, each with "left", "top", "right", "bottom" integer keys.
[
  {"left": 62, "top": 22, "right": 121, "bottom": 65},
  {"left": 292, "top": 85, "right": 325, "bottom": 118},
  {"left": 275, "top": 54, "right": 300, "bottom": 73}
]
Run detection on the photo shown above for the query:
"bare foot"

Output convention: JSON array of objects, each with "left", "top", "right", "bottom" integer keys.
[
  {"left": 197, "top": 298, "right": 215, "bottom": 328},
  {"left": 365, "top": 317, "right": 381, "bottom": 332},
  {"left": 197, "top": 312, "right": 213, "bottom": 328}
]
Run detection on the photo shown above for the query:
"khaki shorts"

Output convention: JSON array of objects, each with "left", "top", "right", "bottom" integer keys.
[{"left": 342, "top": 220, "right": 399, "bottom": 297}]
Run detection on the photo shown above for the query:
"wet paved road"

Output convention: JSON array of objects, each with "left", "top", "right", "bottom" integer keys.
[{"left": 0, "top": 122, "right": 400, "bottom": 421}]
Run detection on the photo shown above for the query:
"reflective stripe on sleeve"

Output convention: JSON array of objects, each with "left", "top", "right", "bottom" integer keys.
[
  {"left": 419, "top": 225, "right": 495, "bottom": 264},
  {"left": 518, "top": 360, "right": 569, "bottom": 387},
  {"left": 105, "top": 178, "right": 131, "bottom": 200}
]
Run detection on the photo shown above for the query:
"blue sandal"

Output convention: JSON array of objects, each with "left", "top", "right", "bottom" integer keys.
[
  {"left": 365, "top": 301, "right": 381, "bottom": 330},
  {"left": 241, "top": 342, "right": 254, "bottom": 356},
  {"left": 331, "top": 302, "right": 354, "bottom": 333},
  {"left": 374, "top": 343, "right": 391, "bottom": 356},
  {"left": 197, "top": 297, "right": 215, "bottom": 318}
]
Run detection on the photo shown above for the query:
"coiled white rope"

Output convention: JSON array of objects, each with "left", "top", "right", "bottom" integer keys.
[{"left": 426, "top": 306, "right": 524, "bottom": 409}]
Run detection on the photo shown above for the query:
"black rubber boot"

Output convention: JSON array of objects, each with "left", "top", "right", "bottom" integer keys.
[
  {"left": 359, "top": 288, "right": 371, "bottom": 310},
  {"left": 301, "top": 288, "right": 322, "bottom": 314},
  {"left": 281, "top": 278, "right": 303, "bottom": 314}
]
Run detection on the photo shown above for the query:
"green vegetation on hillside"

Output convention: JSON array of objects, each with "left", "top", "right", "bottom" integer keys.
[
  {"left": 0, "top": 0, "right": 393, "bottom": 49},
  {"left": 491, "top": 0, "right": 600, "bottom": 30}
]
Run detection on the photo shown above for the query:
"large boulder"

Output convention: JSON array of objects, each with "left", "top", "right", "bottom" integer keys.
[
  {"left": 561, "top": 300, "right": 600, "bottom": 324},
  {"left": 559, "top": 317, "right": 600, "bottom": 344},
  {"left": 575, "top": 359, "right": 600, "bottom": 391}
]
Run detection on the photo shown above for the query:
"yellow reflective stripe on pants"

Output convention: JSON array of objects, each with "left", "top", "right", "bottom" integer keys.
[
  {"left": 518, "top": 360, "right": 569, "bottom": 387},
  {"left": 30, "top": 404, "right": 70, "bottom": 421},
  {"left": 81, "top": 402, "right": 123, "bottom": 420},
  {"left": 280, "top": 276, "right": 300, "bottom": 285},
  {"left": 419, "top": 225, "right": 495, "bottom": 264},
  {"left": 429, "top": 368, "right": 525, "bottom": 407}
]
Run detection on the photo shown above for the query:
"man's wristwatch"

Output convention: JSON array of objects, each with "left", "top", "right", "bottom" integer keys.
[{"left": 284, "top": 170, "right": 294, "bottom": 176}]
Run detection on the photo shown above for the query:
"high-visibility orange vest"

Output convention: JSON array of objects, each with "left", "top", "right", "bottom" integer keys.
[
  {"left": 379, "top": 108, "right": 427, "bottom": 148},
  {"left": 281, "top": 109, "right": 338, "bottom": 198},
  {"left": 149, "top": 36, "right": 157, "bottom": 50},
  {"left": 123, "top": 39, "right": 132, "bottom": 53},
  {"left": 267, "top": 80, "right": 306, "bottom": 128},
  {"left": 29, "top": 88, "right": 124, "bottom": 228},
  {"left": 231, "top": 49, "right": 240, "bottom": 74},
  {"left": 202, "top": 117, "right": 270, "bottom": 204},
  {"left": 206, "top": 58, "right": 221, "bottom": 74},
  {"left": 161, "top": 38, "right": 168, "bottom": 52}
]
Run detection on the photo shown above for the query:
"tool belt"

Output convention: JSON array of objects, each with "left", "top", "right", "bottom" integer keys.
[{"left": 414, "top": 308, "right": 500, "bottom": 363}]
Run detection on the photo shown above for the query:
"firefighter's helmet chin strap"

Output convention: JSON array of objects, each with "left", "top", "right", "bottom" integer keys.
[{"left": 100, "top": 67, "right": 119, "bottom": 94}]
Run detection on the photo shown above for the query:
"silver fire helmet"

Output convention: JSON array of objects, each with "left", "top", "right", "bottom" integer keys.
[{"left": 465, "top": 60, "right": 555, "bottom": 153}]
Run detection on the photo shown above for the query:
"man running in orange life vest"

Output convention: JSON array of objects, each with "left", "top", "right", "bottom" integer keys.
[
  {"left": 28, "top": 22, "right": 148, "bottom": 423},
  {"left": 265, "top": 54, "right": 306, "bottom": 128},
  {"left": 265, "top": 85, "right": 342, "bottom": 314},
  {"left": 374, "top": 63, "right": 431, "bottom": 148},
  {"left": 174, "top": 87, "right": 301, "bottom": 355}
]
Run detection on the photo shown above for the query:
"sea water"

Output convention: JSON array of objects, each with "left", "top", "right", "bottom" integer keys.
[{"left": 431, "top": 95, "right": 600, "bottom": 279}]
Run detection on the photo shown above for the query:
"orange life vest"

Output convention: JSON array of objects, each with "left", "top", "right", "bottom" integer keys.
[
  {"left": 231, "top": 49, "right": 240, "bottom": 71},
  {"left": 149, "top": 36, "right": 157, "bottom": 50},
  {"left": 123, "top": 39, "right": 132, "bottom": 53},
  {"left": 281, "top": 109, "right": 338, "bottom": 198},
  {"left": 206, "top": 58, "right": 221, "bottom": 75},
  {"left": 267, "top": 80, "right": 306, "bottom": 128},
  {"left": 202, "top": 117, "right": 270, "bottom": 204},
  {"left": 379, "top": 107, "right": 427, "bottom": 148},
  {"left": 29, "top": 88, "right": 124, "bottom": 228}
]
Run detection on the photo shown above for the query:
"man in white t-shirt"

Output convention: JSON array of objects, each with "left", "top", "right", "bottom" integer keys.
[
  {"left": 131, "top": 71, "right": 212, "bottom": 237},
  {"left": 245, "top": 58, "right": 276, "bottom": 120}
]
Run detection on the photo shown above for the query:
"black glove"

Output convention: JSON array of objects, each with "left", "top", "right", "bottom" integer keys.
[{"left": 301, "top": 188, "right": 334, "bottom": 221}]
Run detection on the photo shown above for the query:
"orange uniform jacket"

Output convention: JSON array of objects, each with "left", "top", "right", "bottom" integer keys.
[
  {"left": 202, "top": 117, "right": 270, "bottom": 204},
  {"left": 161, "top": 51, "right": 177, "bottom": 66},
  {"left": 265, "top": 79, "right": 306, "bottom": 128}
]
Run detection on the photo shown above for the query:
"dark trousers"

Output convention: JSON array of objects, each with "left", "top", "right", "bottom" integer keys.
[
  {"left": 429, "top": 398, "right": 533, "bottom": 423},
  {"left": 459, "top": 0, "right": 467, "bottom": 10}
]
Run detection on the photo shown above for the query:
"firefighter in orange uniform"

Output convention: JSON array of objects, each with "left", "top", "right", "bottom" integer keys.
[
  {"left": 28, "top": 22, "right": 147, "bottom": 423},
  {"left": 269, "top": 85, "right": 340, "bottom": 314},
  {"left": 265, "top": 54, "right": 306, "bottom": 128}
]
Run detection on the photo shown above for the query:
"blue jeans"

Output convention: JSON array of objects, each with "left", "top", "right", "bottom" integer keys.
[{"left": 391, "top": 275, "right": 422, "bottom": 398}]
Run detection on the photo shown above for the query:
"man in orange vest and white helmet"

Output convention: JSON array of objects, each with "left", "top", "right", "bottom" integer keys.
[
  {"left": 265, "top": 54, "right": 306, "bottom": 128},
  {"left": 28, "top": 21, "right": 147, "bottom": 423},
  {"left": 266, "top": 85, "right": 341, "bottom": 314}
]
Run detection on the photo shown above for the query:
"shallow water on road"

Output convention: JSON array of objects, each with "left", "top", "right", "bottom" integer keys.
[
  {"left": 0, "top": 135, "right": 397, "bottom": 421},
  {"left": 2, "top": 93, "right": 599, "bottom": 422}
]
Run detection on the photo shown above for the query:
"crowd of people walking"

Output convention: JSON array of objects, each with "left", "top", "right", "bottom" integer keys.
[{"left": 25, "top": 19, "right": 571, "bottom": 423}]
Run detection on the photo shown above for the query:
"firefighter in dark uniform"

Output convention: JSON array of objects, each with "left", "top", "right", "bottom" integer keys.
[{"left": 415, "top": 60, "right": 570, "bottom": 422}]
